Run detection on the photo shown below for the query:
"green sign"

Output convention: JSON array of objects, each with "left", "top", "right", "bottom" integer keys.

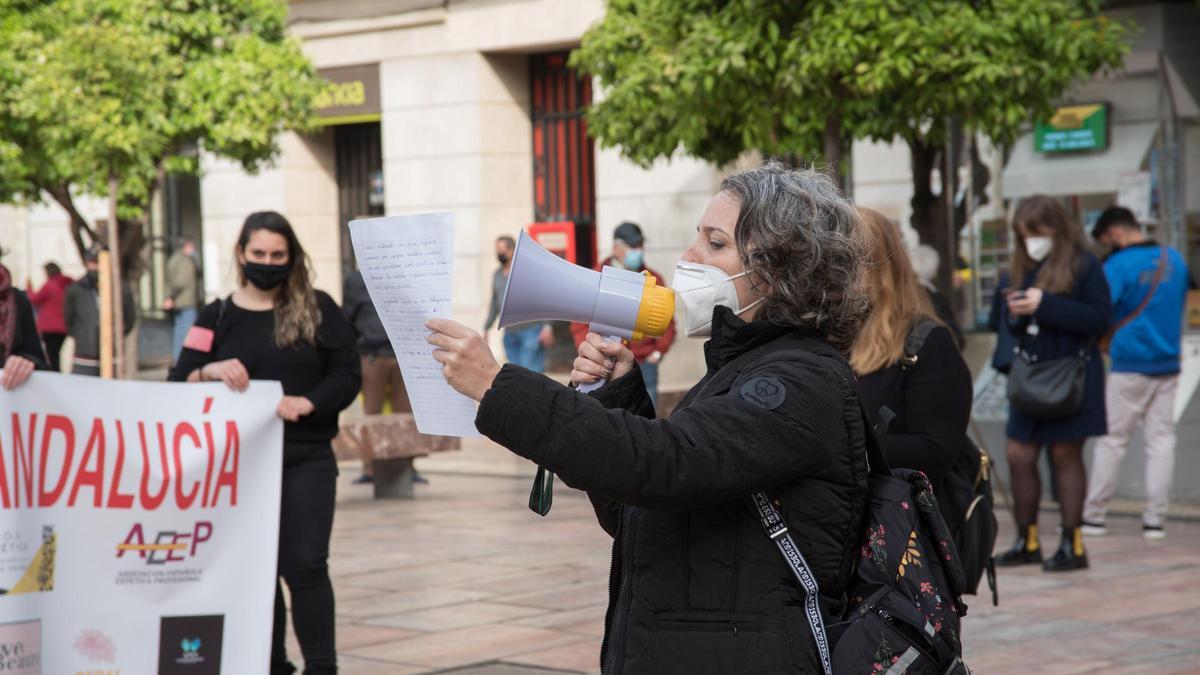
[{"left": 1034, "top": 103, "right": 1109, "bottom": 153}]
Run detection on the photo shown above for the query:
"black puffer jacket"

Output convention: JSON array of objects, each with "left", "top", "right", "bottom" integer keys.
[{"left": 476, "top": 308, "right": 870, "bottom": 674}]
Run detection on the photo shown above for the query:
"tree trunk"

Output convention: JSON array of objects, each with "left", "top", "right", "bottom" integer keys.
[
  {"left": 908, "top": 136, "right": 956, "bottom": 301},
  {"left": 823, "top": 113, "right": 843, "bottom": 186},
  {"left": 908, "top": 137, "right": 940, "bottom": 246},
  {"left": 44, "top": 184, "right": 97, "bottom": 262},
  {"left": 108, "top": 173, "right": 125, "bottom": 380}
]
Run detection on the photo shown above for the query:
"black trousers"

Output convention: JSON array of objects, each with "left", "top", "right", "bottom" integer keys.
[
  {"left": 42, "top": 332, "right": 66, "bottom": 372},
  {"left": 272, "top": 442, "right": 338, "bottom": 674}
]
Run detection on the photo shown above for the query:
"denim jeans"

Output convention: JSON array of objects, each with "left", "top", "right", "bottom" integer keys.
[
  {"left": 172, "top": 307, "right": 198, "bottom": 363},
  {"left": 640, "top": 360, "right": 659, "bottom": 410},
  {"left": 503, "top": 324, "right": 546, "bottom": 373}
]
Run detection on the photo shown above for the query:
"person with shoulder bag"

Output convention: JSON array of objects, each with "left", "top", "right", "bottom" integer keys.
[
  {"left": 170, "top": 212, "right": 361, "bottom": 674},
  {"left": 1082, "top": 207, "right": 1190, "bottom": 540},
  {"left": 998, "top": 196, "right": 1112, "bottom": 573}
]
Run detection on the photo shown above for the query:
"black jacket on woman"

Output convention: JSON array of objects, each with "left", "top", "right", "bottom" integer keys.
[
  {"left": 5, "top": 290, "right": 49, "bottom": 369},
  {"left": 1005, "top": 250, "right": 1112, "bottom": 443},
  {"left": 858, "top": 324, "right": 972, "bottom": 487},
  {"left": 475, "top": 307, "right": 869, "bottom": 674},
  {"left": 169, "top": 291, "right": 361, "bottom": 446}
]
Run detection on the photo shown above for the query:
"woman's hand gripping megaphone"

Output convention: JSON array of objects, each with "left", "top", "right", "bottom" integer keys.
[{"left": 571, "top": 332, "right": 635, "bottom": 388}]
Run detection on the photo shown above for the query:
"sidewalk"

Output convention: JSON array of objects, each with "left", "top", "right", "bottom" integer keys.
[{"left": 295, "top": 442, "right": 1200, "bottom": 674}]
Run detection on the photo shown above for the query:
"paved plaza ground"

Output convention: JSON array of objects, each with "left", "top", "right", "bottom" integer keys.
[{"left": 289, "top": 443, "right": 1200, "bottom": 674}]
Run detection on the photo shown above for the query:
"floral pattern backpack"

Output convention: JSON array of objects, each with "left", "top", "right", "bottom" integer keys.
[{"left": 829, "top": 405, "right": 971, "bottom": 674}]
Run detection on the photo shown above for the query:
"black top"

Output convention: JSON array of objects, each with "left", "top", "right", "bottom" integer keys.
[
  {"left": 7, "top": 290, "right": 49, "bottom": 368},
  {"left": 857, "top": 324, "right": 972, "bottom": 487},
  {"left": 169, "top": 291, "right": 362, "bottom": 444},
  {"left": 342, "top": 270, "right": 393, "bottom": 357},
  {"left": 475, "top": 306, "right": 868, "bottom": 674}
]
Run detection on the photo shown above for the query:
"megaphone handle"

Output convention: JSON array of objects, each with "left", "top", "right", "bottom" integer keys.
[{"left": 575, "top": 335, "right": 620, "bottom": 393}]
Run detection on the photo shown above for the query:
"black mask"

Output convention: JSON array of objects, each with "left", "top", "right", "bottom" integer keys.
[
  {"left": 497, "top": 253, "right": 510, "bottom": 265},
  {"left": 85, "top": 269, "right": 99, "bottom": 284},
  {"left": 243, "top": 262, "right": 290, "bottom": 290}
]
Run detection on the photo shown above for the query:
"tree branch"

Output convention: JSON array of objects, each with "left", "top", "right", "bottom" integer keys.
[{"left": 43, "top": 182, "right": 96, "bottom": 261}]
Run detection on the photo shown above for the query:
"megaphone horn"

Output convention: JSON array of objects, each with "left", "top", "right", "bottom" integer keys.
[{"left": 498, "top": 231, "right": 673, "bottom": 342}]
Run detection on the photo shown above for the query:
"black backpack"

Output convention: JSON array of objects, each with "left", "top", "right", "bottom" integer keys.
[
  {"left": 753, "top": 355, "right": 971, "bottom": 675},
  {"left": 902, "top": 320, "right": 999, "bottom": 605}
]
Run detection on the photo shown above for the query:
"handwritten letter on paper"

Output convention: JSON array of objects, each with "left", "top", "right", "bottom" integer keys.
[{"left": 349, "top": 213, "right": 480, "bottom": 437}]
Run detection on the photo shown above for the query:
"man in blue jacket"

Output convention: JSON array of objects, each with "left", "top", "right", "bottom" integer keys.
[{"left": 1083, "top": 207, "right": 1190, "bottom": 539}]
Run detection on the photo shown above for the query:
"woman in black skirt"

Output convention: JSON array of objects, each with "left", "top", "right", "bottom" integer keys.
[
  {"left": 996, "top": 196, "right": 1111, "bottom": 573},
  {"left": 171, "top": 212, "right": 360, "bottom": 673}
]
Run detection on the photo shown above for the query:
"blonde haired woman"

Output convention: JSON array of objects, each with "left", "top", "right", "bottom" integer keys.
[
  {"left": 171, "top": 211, "right": 361, "bottom": 674},
  {"left": 852, "top": 208, "right": 972, "bottom": 503}
]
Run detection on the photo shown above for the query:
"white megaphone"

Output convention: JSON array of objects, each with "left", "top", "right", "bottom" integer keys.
[
  {"left": 501, "top": 230, "right": 676, "bottom": 516},
  {"left": 498, "top": 231, "right": 675, "bottom": 391}
]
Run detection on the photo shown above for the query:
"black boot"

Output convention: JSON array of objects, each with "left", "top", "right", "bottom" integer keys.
[
  {"left": 1043, "top": 527, "right": 1089, "bottom": 572},
  {"left": 996, "top": 524, "right": 1043, "bottom": 566}
]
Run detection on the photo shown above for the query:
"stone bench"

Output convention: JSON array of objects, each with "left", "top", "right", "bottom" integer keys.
[{"left": 332, "top": 413, "right": 459, "bottom": 499}]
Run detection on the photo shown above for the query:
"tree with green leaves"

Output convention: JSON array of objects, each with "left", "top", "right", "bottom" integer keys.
[
  {"left": 572, "top": 0, "right": 1129, "bottom": 282},
  {"left": 0, "top": 0, "right": 321, "bottom": 271}
]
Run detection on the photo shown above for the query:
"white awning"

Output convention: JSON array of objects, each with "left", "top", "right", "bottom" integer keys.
[{"left": 1001, "top": 122, "right": 1159, "bottom": 199}]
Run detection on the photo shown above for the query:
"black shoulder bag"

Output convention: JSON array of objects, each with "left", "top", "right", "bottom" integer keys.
[{"left": 1006, "top": 327, "right": 1090, "bottom": 420}]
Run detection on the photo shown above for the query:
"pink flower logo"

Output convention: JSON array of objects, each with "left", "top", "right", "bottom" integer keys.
[{"left": 74, "top": 629, "right": 116, "bottom": 663}]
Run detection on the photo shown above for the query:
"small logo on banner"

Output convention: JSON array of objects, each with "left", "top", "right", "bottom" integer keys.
[
  {"left": 158, "top": 616, "right": 222, "bottom": 674},
  {"left": 0, "top": 619, "right": 41, "bottom": 675},
  {"left": 74, "top": 629, "right": 117, "bottom": 663},
  {"left": 116, "top": 522, "right": 213, "bottom": 564}
]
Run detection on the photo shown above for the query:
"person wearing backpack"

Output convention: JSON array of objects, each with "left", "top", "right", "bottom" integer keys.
[
  {"left": 999, "top": 196, "right": 1112, "bottom": 572},
  {"left": 428, "top": 163, "right": 871, "bottom": 674},
  {"left": 1082, "top": 207, "right": 1190, "bottom": 539},
  {"left": 852, "top": 208, "right": 973, "bottom": 501}
]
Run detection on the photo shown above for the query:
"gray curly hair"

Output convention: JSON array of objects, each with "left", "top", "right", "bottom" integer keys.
[{"left": 720, "top": 161, "right": 869, "bottom": 352}]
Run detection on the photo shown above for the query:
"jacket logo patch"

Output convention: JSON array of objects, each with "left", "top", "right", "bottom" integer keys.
[{"left": 740, "top": 376, "right": 785, "bottom": 410}]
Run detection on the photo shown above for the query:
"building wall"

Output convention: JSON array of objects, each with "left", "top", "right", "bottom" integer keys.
[{"left": 193, "top": 0, "right": 723, "bottom": 385}]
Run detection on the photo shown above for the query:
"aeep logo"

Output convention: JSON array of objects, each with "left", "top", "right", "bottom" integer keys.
[{"left": 116, "top": 522, "right": 213, "bottom": 564}]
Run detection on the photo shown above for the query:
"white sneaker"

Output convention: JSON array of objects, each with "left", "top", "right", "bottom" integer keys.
[
  {"left": 1080, "top": 521, "right": 1107, "bottom": 536},
  {"left": 1143, "top": 525, "right": 1166, "bottom": 540}
]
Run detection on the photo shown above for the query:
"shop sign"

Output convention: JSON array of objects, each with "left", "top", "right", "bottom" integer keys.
[
  {"left": 1034, "top": 102, "right": 1109, "bottom": 153},
  {"left": 315, "top": 64, "right": 380, "bottom": 125}
]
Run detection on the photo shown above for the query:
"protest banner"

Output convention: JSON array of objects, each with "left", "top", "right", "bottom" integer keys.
[{"left": 0, "top": 372, "right": 283, "bottom": 674}]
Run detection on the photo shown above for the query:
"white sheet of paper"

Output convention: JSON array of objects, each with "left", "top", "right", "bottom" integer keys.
[{"left": 349, "top": 213, "right": 481, "bottom": 437}]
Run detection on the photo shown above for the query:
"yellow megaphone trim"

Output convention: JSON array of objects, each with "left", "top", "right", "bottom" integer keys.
[{"left": 631, "top": 272, "right": 675, "bottom": 342}]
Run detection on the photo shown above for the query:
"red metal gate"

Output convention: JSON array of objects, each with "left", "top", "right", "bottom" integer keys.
[{"left": 530, "top": 51, "right": 596, "bottom": 268}]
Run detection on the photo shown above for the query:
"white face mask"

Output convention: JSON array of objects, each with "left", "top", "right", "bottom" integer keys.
[
  {"left": 1024, "top": 236, "right": 1053, "bottom": 262},
  {"left": 671, "top": 261, "right": 765, "bottom": 338}
]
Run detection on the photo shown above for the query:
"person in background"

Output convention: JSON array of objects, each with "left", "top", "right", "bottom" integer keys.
[
  {"left": 171, "top": 212, "right": 360, "bottom": 674},
  {"left": 63, "top": 248, "right": 136, "bottom": 376},
  {"left": 342, "top": 268, "right": 424, "bottom": 485},
  {"left": 483, "top": 235, "right": 554, "bottom": 372},
  {"left": 910, "top": 242, "right": 966, "bottom": 349},
  {"left": 164, "top": 237, "right": 202, "bottom": 362},
  {"left": 853, "top": 208, "right": 972, "bottom": 508},
  {"left": 25, "top": 261, "right": 72, "bottom": 371},
  {"left": 570, "top": 221, "right": 677, "bottom": 408},
  {"left": 1083, "top": 207, "right": 1190, "bottom": 540},
  {"left": 0, "top": 258, "right": 49, "bottom": 389},
  {"left": 997, "top": 195, "right": 1112, "bottom": 573}
]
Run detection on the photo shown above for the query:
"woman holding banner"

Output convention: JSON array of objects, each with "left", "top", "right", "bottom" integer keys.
[
  {"left": 1, "top": 260, "right": 49, "bottom": 390},
  {"left": 428, "top": 162, "right": 871, "bottom": 674},
  {"left": 170, "top": 212, "right": 360, "bottom": 675}
]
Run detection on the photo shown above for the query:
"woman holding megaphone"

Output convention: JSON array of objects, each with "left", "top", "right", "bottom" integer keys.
[{"left": 428, "top": 162, "right": 870, "bottom": 675}]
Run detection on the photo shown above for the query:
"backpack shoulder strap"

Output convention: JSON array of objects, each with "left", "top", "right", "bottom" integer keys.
[{"left": 901, "top": 318, "right": 939, "bottom": 368}]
